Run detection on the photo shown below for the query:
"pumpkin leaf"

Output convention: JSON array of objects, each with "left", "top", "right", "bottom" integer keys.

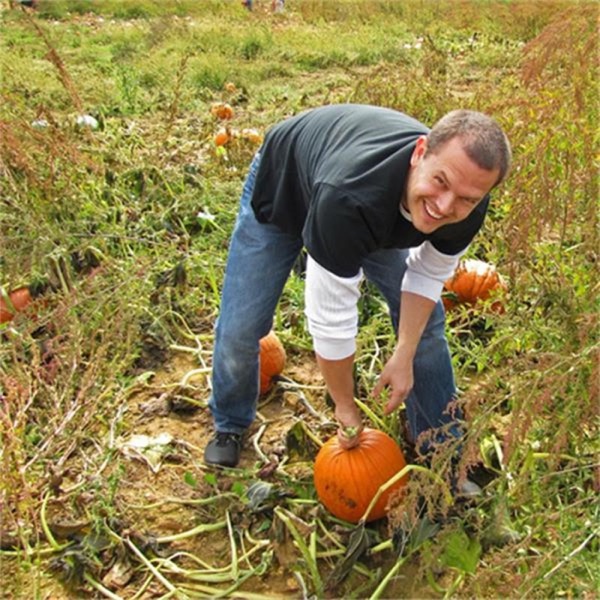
[
  {"left": 246, "top": 481, "right": 274, "bottom": 511},
  {"left": 285, "top": 421, "right": 318, "bottom": 461},
  {"left": 409, "top": 515, "right": 441, "bottom": 551},
  {"left": 326, "top": 524, "right": 371, "bottom": 589},
  {"left": 393, "top": 512, "right": 440, "bottom": 557},
  {"left": 440, "top": 529, "right": 482, "bottom": 575}
]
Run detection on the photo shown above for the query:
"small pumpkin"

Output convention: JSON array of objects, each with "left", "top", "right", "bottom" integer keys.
[
  {"left": 1, "top": 287, "right": 33, "bottom": 324},
  {"left": 214, "top": 127, "right": 231, "bottom": 147},
  {"left": 259, "top": 330, "right": 286, "bottom": 394},
  {"left": 0, "top": 283, "right": 48, "bottom": 324},
  {"left": 442, "top": 259, "right": 507, "bottom": 312},
  {"left": 210, "top": 102, "right": 234, "bottom": 120},
  {"left": 314, "top": 428, "right": 408, "bottom": 523}
]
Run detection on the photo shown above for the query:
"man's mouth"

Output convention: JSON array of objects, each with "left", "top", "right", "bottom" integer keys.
[{"left": 424, "top": 201, "right": 444, "bottom": 221}]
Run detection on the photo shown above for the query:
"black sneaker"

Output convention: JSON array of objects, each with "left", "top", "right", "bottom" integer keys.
[{"left": 204, "top": 432, "right": 242, "bottom": 467}]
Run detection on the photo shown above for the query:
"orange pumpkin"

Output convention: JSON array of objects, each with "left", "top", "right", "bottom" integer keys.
[
  {"left": 442, "top": 259, "right": 507, "bottom": 312},
  {"left": 314, "top": 428, "right": 408, "bottom": 523},
  {"left": 210, "top": 102, "right": 234, "bottom": 120},
  {"left": 214, "top": 127, "right": 230, "bottom": 147},
  {"left": 1, "top": 287, "right": 34, "bottom": 324},
  {"left": 259, "top": 331, "right": 286, "bottom": 394}
]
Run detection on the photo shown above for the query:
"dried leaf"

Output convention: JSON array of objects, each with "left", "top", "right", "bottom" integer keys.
[
  {"left": 326, "top": 524, "right": 369, "bottom": 589},
  {"left": 118, "top": 433, "right": 174, "bottom": 473}
]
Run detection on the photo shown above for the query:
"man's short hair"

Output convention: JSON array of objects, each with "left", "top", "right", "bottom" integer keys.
[{"left": 427, "top": 110, "right": 512, "bottom": 187}]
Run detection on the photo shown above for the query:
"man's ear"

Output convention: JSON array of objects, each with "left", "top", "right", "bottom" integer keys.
[{"left": 410, "top": 135, "right": 428, "bottom": 166}]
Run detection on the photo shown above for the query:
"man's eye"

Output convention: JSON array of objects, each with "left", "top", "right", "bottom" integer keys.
[{"left": 434, "top": 176, "right": 445, "bottom": 185}]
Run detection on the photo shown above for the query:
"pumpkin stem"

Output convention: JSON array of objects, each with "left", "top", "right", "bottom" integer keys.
[{"left": 337, "top": 423, "right": 364, "bottom": 443}]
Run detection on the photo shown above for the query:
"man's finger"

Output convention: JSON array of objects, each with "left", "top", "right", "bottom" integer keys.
[
  {"left": 372, "top": 378, "right": 384, "bottom": 398},
  {"left": 384, "top": 392, "right": 406, "bottom": 415}
]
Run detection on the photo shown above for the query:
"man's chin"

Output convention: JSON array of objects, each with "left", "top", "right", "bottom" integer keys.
[{"left": 413, "top": 220, "right": 444, "bottom": 235}]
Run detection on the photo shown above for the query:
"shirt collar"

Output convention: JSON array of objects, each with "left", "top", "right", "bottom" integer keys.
[{"left": 399, "top": 201, "right": 412, "bottom": 222}]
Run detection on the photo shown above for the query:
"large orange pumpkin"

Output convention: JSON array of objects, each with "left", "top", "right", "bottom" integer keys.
[
  {"left": 442, "top": 259, "right": 507, "bottom": 312},
  {"left": 259, "top": 331, "right": 286, "bottom": 394},
  {"left": 314, "top": 428, "right": 408, "bottom": 523}
]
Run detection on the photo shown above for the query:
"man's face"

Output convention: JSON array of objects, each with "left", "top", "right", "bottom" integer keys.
[{"left": 404, "top": 135, "right": 500, "bottom": 234}]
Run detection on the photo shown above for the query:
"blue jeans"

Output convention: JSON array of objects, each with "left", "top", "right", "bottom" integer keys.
[{"left": 209, "top": 153, "right": 461, "bottom": 444}]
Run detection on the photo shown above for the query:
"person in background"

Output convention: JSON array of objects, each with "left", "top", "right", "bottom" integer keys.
[
  {"left": 203, "top": 104, "right": 511, "bottom": 495},
  {"left": 242, "top": 0, "right": 284, "bottom": 12}
]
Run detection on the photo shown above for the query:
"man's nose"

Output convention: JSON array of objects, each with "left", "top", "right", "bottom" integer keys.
[{"left": 436, "top": 191, "right": 455, "bottom": 215}]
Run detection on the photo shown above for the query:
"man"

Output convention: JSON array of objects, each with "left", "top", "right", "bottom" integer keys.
[{"left": 203, "top": 104, "right": 511, "bottom": 472}]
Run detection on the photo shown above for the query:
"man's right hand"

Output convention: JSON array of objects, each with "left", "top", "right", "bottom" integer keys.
[
  {"left": 336, "top": 421, "right": 364, "bottom": 449},
  {"left": 334, "top": 404, "right": 363, "bottom": 449}
]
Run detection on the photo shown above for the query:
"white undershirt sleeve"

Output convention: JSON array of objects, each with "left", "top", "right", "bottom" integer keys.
[
  {"left": 304, "top": 254, "right": 363, "bottom": 360},
  {"left": 402, "top": 241, "right": 467, "bottom": 301}
]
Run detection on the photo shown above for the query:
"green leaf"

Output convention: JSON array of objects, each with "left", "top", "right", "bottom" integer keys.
[
  {"left": 256, "top": 518, "right": 271, "bottom": 533},
  {"left": 410, "top": 515, "right": 441, "bottom": 550},
  {"left": 203, "top": 472, "right": 217, "bottom": 486},
  {"left": 183, "top": 471, "right": 197, "bottom": 488},
  {"left": 440, "top": 529, "right": 481, "bottom": 575},
  {"left": 326, "top": 523, "right": 373, "bottom": 589},
  {"left": 285, "top": 421, "right": 319, "bottom": 461},
  {"left": 231, "top": 481, "right": 245, "bottom": 498}
]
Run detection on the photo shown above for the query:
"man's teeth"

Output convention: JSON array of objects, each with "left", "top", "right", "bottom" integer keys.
[{"left": 425, "top": 203, "right": 443, "bottom": 219}]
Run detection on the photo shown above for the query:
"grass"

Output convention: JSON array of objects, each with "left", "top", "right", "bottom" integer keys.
[{"left": 1, "top": 0, "right": 598, "bottom": 598}]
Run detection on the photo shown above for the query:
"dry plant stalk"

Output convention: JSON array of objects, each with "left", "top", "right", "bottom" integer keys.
[
  {"left": 500, "top": 5, "right": 597, "bottom": 256},
  {"left": 24, "top": 12, "right": 83, "bottom": 113}
]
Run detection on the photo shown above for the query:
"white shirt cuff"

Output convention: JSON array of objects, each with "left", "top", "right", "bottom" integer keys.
[
  {"left": 312, "top": 336, "right": 356, "bottom": 360},
  {"left": 402, "top": 270, "right": 446, "bottom": 302},
  {"left": 401, "top": 241, "right": 466, "bottom": 302}
]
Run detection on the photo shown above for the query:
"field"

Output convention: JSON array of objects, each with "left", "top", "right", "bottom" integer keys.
[{"left": 0, "top": 0, "right": 598, "bottom": 598}]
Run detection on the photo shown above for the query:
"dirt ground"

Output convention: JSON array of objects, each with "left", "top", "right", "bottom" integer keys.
[
  {"left": 113, "top": 348, "right": 329, "bottom": 595},
  {"left": 2, "top": 340, "right": 432, "bottom": 599}
]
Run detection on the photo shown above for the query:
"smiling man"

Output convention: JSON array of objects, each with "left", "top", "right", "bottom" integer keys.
[{"left": 204, "top": 104, "right": 511, "bottom": 474}]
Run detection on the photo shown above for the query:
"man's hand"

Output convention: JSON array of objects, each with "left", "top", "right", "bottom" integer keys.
[
  {"left": 334, "top": 404, "right": 363, "bottom": 449},
  {"left": 372, "top": 349, "right": 414, "bottom": 415},
  {"left": 372, "top": 291, "right": 436, "bottom": 415}
]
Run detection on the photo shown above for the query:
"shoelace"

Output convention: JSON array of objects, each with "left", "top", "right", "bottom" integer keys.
[{"left": 215, "top": 432, "right": 240, "bottom": 446}]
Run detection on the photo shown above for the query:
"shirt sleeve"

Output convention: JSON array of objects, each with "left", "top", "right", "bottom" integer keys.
[
  {"left": 402, "top": 241, "right": 467, "bottom": 301},
  {"left": 304, "top": 254, "right": 364, "bottom": 360}
]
